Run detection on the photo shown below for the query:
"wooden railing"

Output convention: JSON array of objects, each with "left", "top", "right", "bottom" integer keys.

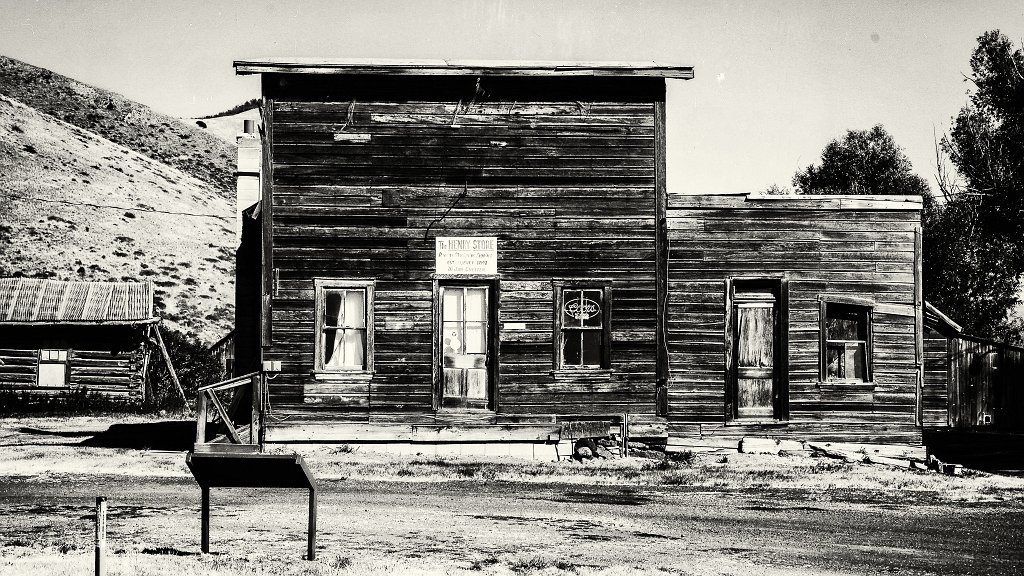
[{"left": 194, "top": 371, "right": 264, "bottom": 453}]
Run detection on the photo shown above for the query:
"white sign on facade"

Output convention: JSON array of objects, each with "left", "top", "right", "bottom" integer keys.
[{"left": 435, "top": 237, "right": 497, "bottom": 275}]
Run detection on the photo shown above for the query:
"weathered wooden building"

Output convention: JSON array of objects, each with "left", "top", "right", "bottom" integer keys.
[
  {"left": 666, "top": 194, "right": 924, "bottom": 446},
  {"left": 0, "top": 278, "right": 156, "bottom": 403},
  {"left": 229, "top": 59, "right": 927, "bottom": 449},
  {"left": 923, "top": 302, "right": 1024, "bottom": 431}
]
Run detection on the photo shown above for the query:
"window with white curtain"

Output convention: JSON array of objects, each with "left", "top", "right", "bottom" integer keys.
[{"left": 315, "top": 280, "right": 374, "bottom": 372}]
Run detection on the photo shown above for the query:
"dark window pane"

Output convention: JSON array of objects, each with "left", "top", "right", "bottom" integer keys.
[
  {"left": 582, "top": 331, "right": 603, "bottom": 366},
  {"left": 324, "top": 291, "right": 342, "bottom": 326},
  {"left": 826, "top": 343, "right": 843, "bottom": 379},
  {"left": 581, "top": 290, "right": 604, "bottom": 328},
  {"left": 563, "top": 330, "right": 582, "bottom": 365},
  {"left": 826, "top": 304, "right": 866, "bottom": 340},
  {"left": 323, "top": 328, "right": 339, "bottom": 365},
  {"left": 562, "top": 290, "right": 583, "bottom": 327}
]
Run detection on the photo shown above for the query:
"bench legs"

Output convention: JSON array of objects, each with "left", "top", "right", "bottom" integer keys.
[
  {"left": 307, "top": 487, "right": 317, "bottom": 561},
  {"left": 199, "top": 486, "right": 316, "bottom": 560},
  {"left": 201, "top": 487, "right": 210, "bottom": 554}
]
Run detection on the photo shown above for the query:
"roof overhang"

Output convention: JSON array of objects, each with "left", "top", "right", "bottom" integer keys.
[
  {"left": 234, "top": 58, "right": 694, "bottom": 79},
  {"left": 924, "top": 301, "right": 963, "bottom": 335},
  {"left": 670, "top": 193, "right": 924, "bottom": 212},
  {"left": 0, "top": 317, "right": 161, "bottom": 327}
]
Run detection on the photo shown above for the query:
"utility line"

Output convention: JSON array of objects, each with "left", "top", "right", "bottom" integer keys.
[{"left": 0, "top": 191, "right": 232, "bottom": 220}]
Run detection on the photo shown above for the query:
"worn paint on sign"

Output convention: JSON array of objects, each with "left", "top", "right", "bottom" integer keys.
[{"left": 436, "top": 237, "right": 497, "bottom": 275}]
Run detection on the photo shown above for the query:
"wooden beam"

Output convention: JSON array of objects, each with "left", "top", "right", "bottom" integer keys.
[
  {"left": 153, "top": 323, "right": 191, "bottom": 414},
  {"left": 206, "top": 390, "right": 243, "bottom": 445},
  {"left": 655, "top": 95, "right": 669, "bottom": 414},
  {"left": 198, "top": 371, "right": 260, "bottom": 392},
  {"left": 250, "top": 373, "right": 262, "bottom": 446},
  {"left": 195, "top": 391, "right": 208, "bottom": 446},
  {"left": 915, "top": 225, "right": 924, "bottom": 426},
  {"left": 234, "top": 58, "right": 695, "bottom": 79}
]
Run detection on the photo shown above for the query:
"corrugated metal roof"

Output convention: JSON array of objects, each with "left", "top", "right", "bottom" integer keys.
[
  {"left": 234, "top": 58, "right": 694, "bottom": 79},
  {"left": 0, "top": 278, "right": 155, "bottom": 324}
]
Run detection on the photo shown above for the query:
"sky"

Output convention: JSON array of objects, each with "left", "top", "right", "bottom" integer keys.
[{"left": 1, "top": 0, "right": 1022, "bottom": 195}]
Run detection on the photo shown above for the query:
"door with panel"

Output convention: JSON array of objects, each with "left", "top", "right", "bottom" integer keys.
[
  {"left": 439, "top": 285, "right": 492, "bottom": 410},
  {"left": 733, "top": 301, "right": 777, "bottom": 420}
]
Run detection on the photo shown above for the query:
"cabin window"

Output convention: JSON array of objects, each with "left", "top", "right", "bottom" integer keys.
[
  {"left": 37, "top": 349, "right": 69, "bottom": 386},
  {"left": 314, "top": 280, "right": 375, "bottom": 373},
  {"left": 554, "top": 284, "right": 612, "bottom": 370},
  {"left": 822, "top": 302, "right": 871, "bottom": 382}
]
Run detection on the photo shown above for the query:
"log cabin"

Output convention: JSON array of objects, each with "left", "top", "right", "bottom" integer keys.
[
  {"left": 0, "top": 278, "right": 156, "bottom": 404},
  {"left": 227, "top": 59, "right": 927, "bottom": 452}
]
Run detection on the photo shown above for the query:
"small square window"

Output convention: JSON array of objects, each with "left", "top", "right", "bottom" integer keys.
[
  {"left": 822, "top": 302, "right": 871, "bottom": 382},
  {"left": 38, "top": 349, "right": 69, "bottom": 386}
]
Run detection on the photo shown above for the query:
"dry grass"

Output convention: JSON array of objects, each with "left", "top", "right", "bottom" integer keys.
[
  {"left": 3, "top": 416, "right": 1022, "bottom": 576},
  {"left": 0, "top": 545, "right": 847, "bottom": 576},
  {"left": 4, "top": 416, "right": 1023, "bottom": 505}
]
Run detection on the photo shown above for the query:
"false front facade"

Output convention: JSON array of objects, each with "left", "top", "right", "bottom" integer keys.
[{"left": 230, "top": 59, "right": 924, "bottom": 449}]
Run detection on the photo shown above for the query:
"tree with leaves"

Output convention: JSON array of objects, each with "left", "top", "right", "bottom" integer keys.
[
  {"left": 928, "top": 30, "right": 1024, "bottom": 342},
  {"left": 793, "top": 124, "right": 931, "bottom": 196}
]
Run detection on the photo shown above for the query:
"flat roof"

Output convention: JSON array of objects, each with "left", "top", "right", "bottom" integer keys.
[
  {"left": 668, "top": 193, "right": 924, "bottom": 211},
  {"left": 234, "top": 58, "right": 693, "bottom": 79}
]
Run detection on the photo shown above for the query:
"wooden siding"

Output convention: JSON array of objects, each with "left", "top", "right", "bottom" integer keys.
[
  {"left": 261, "top": 75, "right": 664, "bottom": 430},
  {"left": 922, "top": 327, "right": 949, "bottom": 427},
  {"left": 665, "top": 194, "right": 923, "bottom": 445},
  {"left": 0, "top": 347, "right": 148, "bottom": 401},
  {"left": 924, "top": 333, "right": 1024, "bottom": 431}
]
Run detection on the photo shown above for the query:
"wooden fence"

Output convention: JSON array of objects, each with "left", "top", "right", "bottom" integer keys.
[{"left": 942, "top": 335, "right": 1024, "bottom": 431}]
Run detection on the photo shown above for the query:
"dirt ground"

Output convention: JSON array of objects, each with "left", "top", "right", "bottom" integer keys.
[{"left": 2, "top": 416, "right": 1023, "bottom": 576}]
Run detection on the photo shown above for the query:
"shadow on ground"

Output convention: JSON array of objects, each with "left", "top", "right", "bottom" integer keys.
[
  {"left": 75, "top": 421, "right": 196, "bottom": 451},
  {"left": 926, "top": 429, "right": 1024, "bottom": 476}
]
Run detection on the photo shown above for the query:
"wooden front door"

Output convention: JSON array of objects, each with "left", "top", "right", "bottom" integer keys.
[
  {"left": 734, "top": 302, "right": 777, "bottom": 419},
  {"left": 439, "top": 286, "right": 491, "bottom": 409}
]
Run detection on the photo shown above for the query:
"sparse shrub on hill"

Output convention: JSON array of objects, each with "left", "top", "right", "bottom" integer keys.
[
  {"left": 199, "top": 99, "right": 260, "bottom": 119},
  {"left": 146, "top": 326, "right": 222, "bottom": 412}
]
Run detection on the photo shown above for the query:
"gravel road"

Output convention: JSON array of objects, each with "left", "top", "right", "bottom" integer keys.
[{"left": 2, "top": 474, "right": 1021, "bottom": 575}]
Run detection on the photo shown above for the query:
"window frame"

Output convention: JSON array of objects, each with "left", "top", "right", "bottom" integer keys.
[
  {"left": 552, "top": 280, "right": 613, "bottom": 371},
  {"left": 37, "top": 349, "right": 70, "bottom": 387},
  {"left": 313, "top": 279, "right": 375, "bottom": 375},
  {"left": 819, "top": 297, "right": 873, "bottom": 384}
]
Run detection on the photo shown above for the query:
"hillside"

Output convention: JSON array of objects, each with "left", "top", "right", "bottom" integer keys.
[
  {"left": 0, "top": 55, "right": 235, "bottom": 197},
  {"left": 187, "top": 107, "right": 262, "bottom": 145},
  {"left": 0, "top": 93, "right": 235, "bottom": 342}
]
